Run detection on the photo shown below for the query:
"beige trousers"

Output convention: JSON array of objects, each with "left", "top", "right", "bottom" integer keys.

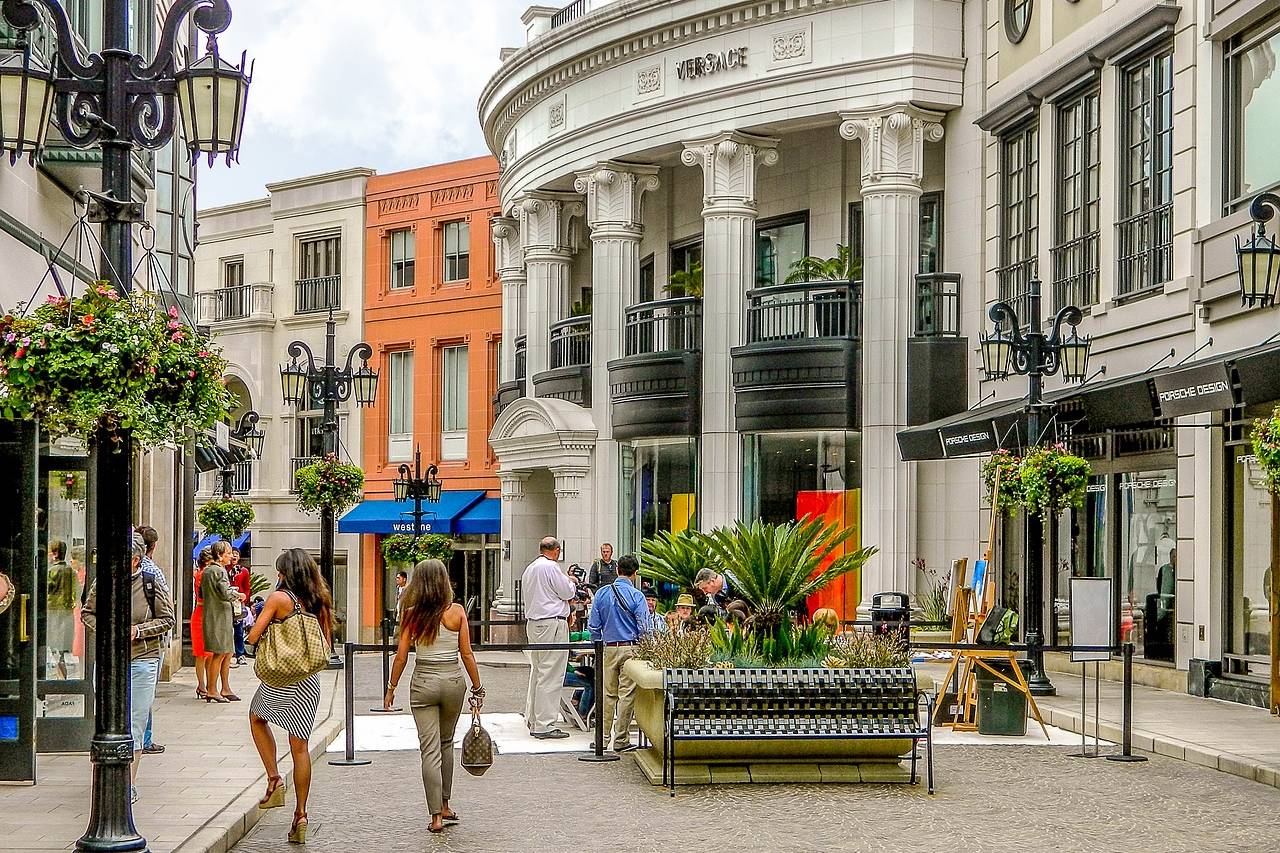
[
  {"left": 602, "top": 644, "right": 637, "bottom": 749},
  {"left": 525, "top": 617, "right": 569, "bottom": 732},
  {"left": 409, "top": 662, "right": 466, "bottom": 816}
]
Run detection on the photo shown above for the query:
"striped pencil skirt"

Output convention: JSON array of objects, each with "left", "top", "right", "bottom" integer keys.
[{"left": 250, "top": 673, "right": 321, "bottom": 741}]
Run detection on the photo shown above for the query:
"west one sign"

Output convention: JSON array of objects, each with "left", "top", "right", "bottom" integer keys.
[
  {"left": 391, "top": 521, "right": 437, "bottom": 533},
  {"left": 676, "top": 47, "right": 748, "bottom": 80}
]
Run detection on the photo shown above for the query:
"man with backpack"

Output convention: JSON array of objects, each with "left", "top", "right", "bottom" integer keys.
[
  {"left": 82, "top": 532, "right": 175, "bottom": 804},
  {"left": 586, "top": 553, "right": 651, "bottom": 753}
]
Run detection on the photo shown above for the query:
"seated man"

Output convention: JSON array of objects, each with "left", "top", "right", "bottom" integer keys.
[{"left": 563, "top": 629, "right": 595, "bottom": 721}]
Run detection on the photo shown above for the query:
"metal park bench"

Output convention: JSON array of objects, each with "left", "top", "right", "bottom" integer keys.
[{"left": 662, "top": 667, "right": 934, "bottom": 795}]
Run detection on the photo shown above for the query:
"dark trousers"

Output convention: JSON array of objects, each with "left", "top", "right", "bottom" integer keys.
[{"left": 233, "top": 620, "right": 246, "bottom": 657}]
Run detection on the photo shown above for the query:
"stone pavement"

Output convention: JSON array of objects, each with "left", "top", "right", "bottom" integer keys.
[
  {"left": 232, "top": 662, "right": 1280, "bottom": 853},
  {"left": 0, "top": 664, "right": 342, "bottom": 853}
]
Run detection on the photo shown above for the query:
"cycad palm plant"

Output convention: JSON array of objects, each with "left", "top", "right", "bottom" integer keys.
[
  {"left": 703, "top": 518, "right": 876, "bottom": 632},
  {"left": 784, "top": 244, "right": 862, "bottom": 283},
  {"left": 638, "top": 528, "right": 709, "bottom": 592}
]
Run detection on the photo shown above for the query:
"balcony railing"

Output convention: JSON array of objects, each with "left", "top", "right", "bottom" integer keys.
[
  {"left": 914, "top": 273, "right": 961, "bottom": 338},
  {"left": 996, "top": 258, "right": 1036, "bottom": 328},
  {"left": 1116, "top": 204, "right": 1173, "bottom": 297},
  {"left": 1051, "top": 232, "right": 1099, "bottom": 311},
  {"left": 214, "top": 285, "right": 252, "bottom": 321},
  {"left": 744, "top": 280, "right": 862, "bottom": 345},
  {"left": 295, "top": 275, "right": 341, "bottom": 314},
  {"left": 290, "top": 456, "right": 318, "bottom": 493},
  {"left": 515, "top": 335, "right": 527, "bottom": 382},
  {"left": 551, "top": 0, "right": 588, "bottom": 28},
  {"left": 549, "top": 315, "right": 591, "bottom": 369},
  {"left": 201, "top": 460, "right": 253, "bottom": 495},
  {"left": 624, "top": 297, "right": 702, "bottom": 357}
]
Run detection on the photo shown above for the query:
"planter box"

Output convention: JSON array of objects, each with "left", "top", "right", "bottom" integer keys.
[{"left": 624, "top": 660, "right": 929, "bottom": 786}]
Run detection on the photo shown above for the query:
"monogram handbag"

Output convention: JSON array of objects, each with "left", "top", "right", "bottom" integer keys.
[
  {"left": 460, "top": 694, "right": 494, "bottom": 776},
  {"left": 0, "top": 571, "right": 13, "bottom": 616},
  {"left": 254, "top": 593, "right": 330, "bottom": 688}
]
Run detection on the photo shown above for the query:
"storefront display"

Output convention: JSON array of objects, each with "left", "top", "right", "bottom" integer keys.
[
  {"left": 620, "top": 439, "right": 699, "bottom": 554},
  {"left": 1118, "top": 469, "right": 1177, "bottom": 662},
  {"left": 1227, "top": 404, "right": 1274, "bottom": 682}
]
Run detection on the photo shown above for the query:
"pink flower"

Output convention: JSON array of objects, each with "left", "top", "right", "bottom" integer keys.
[
  {"left": 167, "top": 320, "right": 180, "bottom": 330},
  {"left": 187, "top": 370, "right": 196, "bottom": 378},
  {"left": 3, "top": 333, "right": 14, "bottom": 343},
  {"left": 171, "top": 331, "right": 185, "bottom": 342},
  {"left": 45, "top": 294, "right": 62, "bottom": 305},
  {"left": 167, "top": 307, "right": 178, "bottom": 318},
  {"left": 198, "top": 350, "right": 210, "bottom": 358}
]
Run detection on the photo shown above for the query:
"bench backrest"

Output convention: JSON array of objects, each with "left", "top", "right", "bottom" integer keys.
[{"left": 664, "top": 667, "right": 919, "bottom": 725}]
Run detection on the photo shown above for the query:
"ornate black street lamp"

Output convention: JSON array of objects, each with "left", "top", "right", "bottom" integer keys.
[
  {"left": 1236, "top": 192, "right": 1280, "bottom": 307},
  {"left": 979, "top": 276, "right": 1091, "bottom": 696},
  {"left": 219, "top": 410, "right": 263, "bottom": 498},
  {"left": 394, "top": 446, "right": 442, "bottom": 534},
  {"left": 0, "top": 2, "right": 251, "bottom": 850},
  {"left": 279, "top": 308, "right": 377, "bottom": 596}
]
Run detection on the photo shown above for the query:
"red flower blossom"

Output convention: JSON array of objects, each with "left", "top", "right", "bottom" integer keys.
[{"left": 82, "top": 314, "right": 95, "bottom": 326}]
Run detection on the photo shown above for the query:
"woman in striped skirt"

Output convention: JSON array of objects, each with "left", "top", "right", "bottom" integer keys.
[{"left": 246, "top": 549, "right": 333, "bottom": 845}]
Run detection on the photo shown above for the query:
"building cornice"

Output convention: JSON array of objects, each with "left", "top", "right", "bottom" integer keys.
[{"left": 264, "top": 167, "right": 377, "bottom": 194}]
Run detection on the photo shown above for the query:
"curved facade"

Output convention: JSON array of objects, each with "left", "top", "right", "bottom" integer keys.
[{"left": 482, "top": 0, "right": 987, "bottom": 616}]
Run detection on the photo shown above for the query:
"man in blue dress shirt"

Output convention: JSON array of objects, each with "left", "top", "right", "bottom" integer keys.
[{"left": 587, "top": 553, "right": 651, "bottom": 752}]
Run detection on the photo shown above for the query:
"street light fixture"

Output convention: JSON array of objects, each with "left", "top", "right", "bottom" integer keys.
[
  {"left": 1236, "top": 191, "right": 1280, "bottom": 308},
  {"left": 980, "top": 277, "right": 1090, "bottom": 696},
  {"left": 219, "top": 410, "right": 264, "bottom": 498},
  {"left": 0, "top": 2, "right": 251, "bottom": 850}
]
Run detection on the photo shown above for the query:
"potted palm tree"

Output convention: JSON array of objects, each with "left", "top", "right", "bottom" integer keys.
[{"left": 784, "top": 244, "right": 861, "bottom": 283}]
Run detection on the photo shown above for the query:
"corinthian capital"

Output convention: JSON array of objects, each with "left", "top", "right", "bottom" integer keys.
[
  {"left": 514, "top": 191, "right": 586, "bottom": 257},
  {"left": 839, "top": 104, "right": 945, "bottom": 190},
  {"left": 491, "top": 215, "right": 524, "bottom": 278},
  {"left": 680, "top": 131, "right": 780, "bottom": 210},
  {"left": 573, "top": 161, "right": 660, "bottom": 232}
]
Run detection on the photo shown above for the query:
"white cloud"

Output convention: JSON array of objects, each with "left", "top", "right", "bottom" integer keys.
[{"left": 197, "top": 0, "right": 529, "bottom": 208}]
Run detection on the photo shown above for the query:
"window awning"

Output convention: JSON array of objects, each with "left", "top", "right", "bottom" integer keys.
[
  {"left": 191, "top": 530, "right": 251, "bottom": 563},
  {"left": 896, "top": 397, "right": 1028, "bottom": 462},
  {"left": 337, "top": 490, "right": 489, "bottom": 535},
  {"left": 454, "top": 498, "right": 500, "bottom": 535}
]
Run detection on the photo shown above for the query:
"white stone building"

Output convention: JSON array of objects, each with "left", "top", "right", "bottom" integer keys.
[{"left": 193, "top": 168, "right": 374, "bottom": 640}]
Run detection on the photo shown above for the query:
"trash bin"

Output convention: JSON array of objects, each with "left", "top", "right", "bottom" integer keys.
[
  {"left": 870, "top": 592, "right": 910, "bottom": 638},
  {"left": 975, "top": 662, "right": 1028, "bottom": 736}
]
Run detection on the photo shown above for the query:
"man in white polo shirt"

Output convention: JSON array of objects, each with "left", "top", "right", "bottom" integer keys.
[{"left": 522, "top": 536, "right": 577, "bottom": 739}]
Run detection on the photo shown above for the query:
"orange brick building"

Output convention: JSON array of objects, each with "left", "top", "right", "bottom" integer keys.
[{"left": 352, "top": 157, "right": 503, "bottom": 638}]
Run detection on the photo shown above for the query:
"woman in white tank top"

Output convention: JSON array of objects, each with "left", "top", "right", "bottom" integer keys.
[{"left": 384, "top": 559, "right": 483, "bottom": 834}]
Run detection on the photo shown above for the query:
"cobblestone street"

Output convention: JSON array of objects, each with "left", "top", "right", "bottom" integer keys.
[{"left": 232, "top": 657, "right": 1280, "bottom": 853}]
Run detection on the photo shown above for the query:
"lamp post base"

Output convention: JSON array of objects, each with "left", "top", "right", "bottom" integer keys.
[
  {"left": 578, "top": 752, "right": 621, "bottom": 763},
  {"left": 1105, "top": 753, "right": 1149, "bottom": 763}
]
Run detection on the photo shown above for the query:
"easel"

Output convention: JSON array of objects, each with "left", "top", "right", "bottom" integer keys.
[{"left": 932, "top": 465, "right": 1050, "bottom": 738}]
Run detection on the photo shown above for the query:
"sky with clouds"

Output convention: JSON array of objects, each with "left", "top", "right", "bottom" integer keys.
[{"left": 195, "top": 0, "right": 530, "bottom": 209}]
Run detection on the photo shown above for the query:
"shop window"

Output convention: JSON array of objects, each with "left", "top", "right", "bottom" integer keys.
[
  {"left": 1053, "top": 476, "right": 1108, "bottom": 645},
  {"left": 742, "top": 431, "right": 860, "bottom": 526},
  {"left": 620, "top": 439, "right": 698, "bottom": 550},
  {"left": 1228, "top": 445, "right": 1273, "bottom": 675},
  {"left": 1118, "top": 470, "right": 1177, "bottom": 663},
  {"left": 1117, "top": 49, "right": 1174, "bottom": 296},
  {"left": 755, "top": 213, "right": 808, "bottom": 286},
  {"left": 1226, "top": 18, "right": 1280, "bottom": 210}
]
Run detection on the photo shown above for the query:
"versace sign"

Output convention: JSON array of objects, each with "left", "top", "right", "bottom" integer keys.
[{"left": 676, "top": 47, "right": 748, "bottom": 81}]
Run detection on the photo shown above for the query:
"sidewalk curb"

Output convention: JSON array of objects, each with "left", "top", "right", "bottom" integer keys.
[
  {"left": 173, "top": 674, "right": 345, "bottom": 853},
  {"left": 1043, "top": 705, "right": 1280, "bottom": 792}
]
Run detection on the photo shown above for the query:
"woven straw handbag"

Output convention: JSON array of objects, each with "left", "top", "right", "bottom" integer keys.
[
  {"left": 254, "top": 594, "right": 330, "bottom": 688},
  {"left": 460, "top": 695, "right": 494, "bottom": 776}
]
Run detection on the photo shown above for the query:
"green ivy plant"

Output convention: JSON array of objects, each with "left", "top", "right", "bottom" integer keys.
[
  {"left": 0, "top": 283, "right": 232, "bottom": 446},
  {"left": 1250, "top": 407, "right": 1280, "bottom": 494},
  {"left": 381, "top": 533, "right": 454, "bottom": 565},
  {"left": 197, "top": 498, "right": 255, "bottom": 538},
  {"left": 1019, "top": 443, "right": 1091, "bottom": 519},
  {"left": 981, "top": 449, "right": 1024, "bottom": 517},
  {"left": 295, "top": 454, "right": 365, "bottom": 514}
]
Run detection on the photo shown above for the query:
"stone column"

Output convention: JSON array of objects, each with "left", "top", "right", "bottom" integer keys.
[
  {"left": 574, "top": 162, "right": 660, "bottom": 549},
  {"left": 491, "top": 215, "right": 526, "bottom": 387},
  {"left": 515, "top": 192, "right": 583, "bottom": 384},
  {"left": 552, "top": 465, "right": 593, "bottom": 569},
  {"left": 839, "top": 105, "right": 945, "bottom": 611},
  {"left": 680, "top": 132, "right": 779, "bottom": 531},
  {"left": 494, "top": 471, "right": 531, "bottom": 616}
]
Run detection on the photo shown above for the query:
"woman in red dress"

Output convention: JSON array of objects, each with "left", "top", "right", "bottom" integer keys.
[{"left": 192, "top": 547, "right": 214, "bottom": 699}]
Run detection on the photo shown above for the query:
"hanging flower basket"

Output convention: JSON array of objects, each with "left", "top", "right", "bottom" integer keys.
[
  {"left": 981, "top": 449, "right": 1024, "bottom": 516},
  {"left": 1019, "top": 443, "right": 1091, "bottom": 519},
  {"left": 198, "top": 498, "right": 255, "bottom": 539},
  {"left": 295, "top": 454, "right": 365, "bottom": 515},
  {"left": 0, "top": 283, "right": 232, "bottom": 447},
  {"left": 1249, "top": 407, "right": 1280, "bottom": 494},
  {"left": 380, "top": 533, "right": 455, "bottom": 566}
]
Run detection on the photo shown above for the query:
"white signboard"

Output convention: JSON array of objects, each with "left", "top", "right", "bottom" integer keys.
[
  {"left": 216, "top": 421, "right": 230, "bottom": 452},
  {"left": 1069, "top": 577, "right": 1113, "bottom": 663}
]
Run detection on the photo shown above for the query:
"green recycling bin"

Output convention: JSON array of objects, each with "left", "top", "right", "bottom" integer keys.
[{"left": 975, "top": 662, "right": 1028, "bottom": 736}]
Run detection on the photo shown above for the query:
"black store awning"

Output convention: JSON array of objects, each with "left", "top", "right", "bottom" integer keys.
[{"left": 897, "top": 397, "right": 1028, "bottom": 462}]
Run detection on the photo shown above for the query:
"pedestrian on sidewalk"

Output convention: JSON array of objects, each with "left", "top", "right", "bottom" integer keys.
[
  {"left": 521, "top": 536, "right": 577, "bottom": 739},
  {"left": 192, "top": 547, "right": 214, "bottom": 699},
  {"left": 384, "top": 558, "right": 484, "bottom": 835},
  {"left": 246, "top": 548, "right": 334, "bottom": 845},
  {"left": 587, "top": 553, "right": 650, "bottom": 752},
  {"left": 588, "top": 542, "right": 618, "bottom": 588},
  {"left": 230, "top": 553, "right": 252, "bottom": 666},
  {"left": 203, "top": 540, "right": 246, "bottom": 703},
  {"left": 81, "top": 533, "right": 174, "bottom": 804},
  {"left": 135, "top": 525, "right": 171, "bottom": 754}
]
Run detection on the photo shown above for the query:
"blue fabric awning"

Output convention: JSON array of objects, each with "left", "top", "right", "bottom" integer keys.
[
  {"left": 337, "top": 490, "right": 488, "bottom": 535},
  {"left": 192, "top": 532, "right": 220, "bottom": 562},
  {"left": 232, "top": 531, "right": 251, "bottom": 550},
  {"left": 453, "top": 498, "right": 500, "bottom": 535}
]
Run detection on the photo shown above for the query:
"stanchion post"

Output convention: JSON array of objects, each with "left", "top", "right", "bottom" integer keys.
[
  {"left": 1106, "top": 642, "right": 1148, "bottom": 763},
  {"left": 371, "top": 614, "right": 402, "bottom": 713},
  {"left": 331, "top": 642, "right": 373, "bottom": 766},
  {"left": 580, "top": 638, "right": 619, "bottom": 763}
]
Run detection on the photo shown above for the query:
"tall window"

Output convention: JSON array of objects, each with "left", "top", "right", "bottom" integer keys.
[
  {"left": 387, "top": 351, "right": 413, "bottom": 461},
  {"left": 389, "top": 229, "right": 415, "bottom": 290},
  {"left": 441, "top": 345, "right": 468, "bottom": 461},
  {"left": 668, "top": 241, "right": 703, "bottom": 298},
  {"left": 296, "top": 234, "right": 341, "bottom": 313},
  {"left": 218, "top": 259, "right": 246, "bottom": 321},
  {"left": 1053, "top": 87, "right": 1101, "bottom": 310},
  {"left": 639, "top": 255, "right": 655, "bottom": 303},
  {"left": 1117, "top": 50, "right": 1174, "bottom": 296},
  {"left": 1226, "top": 20, "right": 1280, "bottom": 209},
  {"left": 223, "top": 258, "right": 244, "bottom": 289},
  {"left": 1000, "top": 123, "right": 1039, "bottom": 325},
  {"left": 443, "top": 220, "right": 470, "bottom": 282},
  {"left": 755, "top": 214, "right": 808, "bottom": 286},
  {"left": 919, "top": 193, "right": 943, "bottom": 274}
]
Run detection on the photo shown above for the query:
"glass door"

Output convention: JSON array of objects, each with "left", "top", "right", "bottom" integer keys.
[
  {"left": 37, "top": 455, "right": 95, "bottom": 752},
  {"left": 0, "top": 421, "right": 38, "bottom": 782}
]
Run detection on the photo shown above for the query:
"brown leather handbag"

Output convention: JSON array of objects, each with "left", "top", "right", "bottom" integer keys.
[{"left": 460, "top": 694, "right": 494, "bottom": 776}]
